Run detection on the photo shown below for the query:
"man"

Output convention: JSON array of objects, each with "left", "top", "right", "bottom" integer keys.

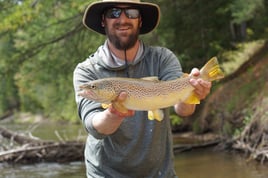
[{"left": 73, "top": 0, "right": 211, "bottom": 177}]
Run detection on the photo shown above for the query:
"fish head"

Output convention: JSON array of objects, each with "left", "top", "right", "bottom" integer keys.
[{"left": 78, "top": 80, "right": 117, "bottom": 103}]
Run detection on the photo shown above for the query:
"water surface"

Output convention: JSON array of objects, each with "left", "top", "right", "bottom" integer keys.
[
  {"left": 175, "top": 148, "right": 268, "bottom": 178},
  {"left": 1, "top": 119, "right": 268, "bottom": 178}
]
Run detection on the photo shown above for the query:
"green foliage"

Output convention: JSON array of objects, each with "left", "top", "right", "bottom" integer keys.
[
  {"left": 0, "top": 33, "right": 19, "bottom": 115},
  {"left": 222, "top": 121, "right": 234, "bottom": 137},
  {"left": 0, "top": 0, "right": 268, "bottom": 123},
  {"left": 157, "top": 0, "right": 233, "bottom": 70},
  {"left": 170, "top": 114, "right": 183, "bottom": 126},
  {"left": 230, "top": 0, "right": 264, "bottom": 24},
  {"left": 0, "top": 0, "right": 102, "bottom": 121},
  {"left": 234, "top": 113, "right": 252, "bottom": 137}
]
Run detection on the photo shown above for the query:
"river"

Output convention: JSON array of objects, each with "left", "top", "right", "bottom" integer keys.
[{"left": 1, "top": 118, "right": 268, "bottom": 178}]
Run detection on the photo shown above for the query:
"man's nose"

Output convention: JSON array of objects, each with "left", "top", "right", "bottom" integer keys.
[{"left": 118, "top": 10, "right": 129, "bottom": 21}]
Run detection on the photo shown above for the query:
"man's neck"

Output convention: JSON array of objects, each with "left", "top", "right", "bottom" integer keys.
[{"left": 107, "top": 40, "right": 140, "bottom": 62}]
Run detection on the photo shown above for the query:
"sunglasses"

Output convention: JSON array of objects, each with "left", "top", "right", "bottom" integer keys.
[{"left": 105, "top": 7, "right": 140, "bottom": 19}]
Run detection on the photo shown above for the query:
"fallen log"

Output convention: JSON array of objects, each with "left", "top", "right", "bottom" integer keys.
[
  {"left": 0, "top": 127, "right": 221, "bottom": 164},
  {"left": 173, "top": 132, "right": 221, "bottom": 153},
  {"left": 0, "top": 141, "right": 84, "bottom": 163},
  {"left": 0, "top": 126, "right": 84, "bottom": 163},
  {"left": 0, "top": 110, "right": 13, "bottom": 121},
  {"left": 0, "top": 126, "right": 43, "bottom": 145}
]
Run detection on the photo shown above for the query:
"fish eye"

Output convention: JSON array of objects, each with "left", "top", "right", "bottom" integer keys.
[{"left": 90, "top": 84, "right": 97, "bottom": 89}]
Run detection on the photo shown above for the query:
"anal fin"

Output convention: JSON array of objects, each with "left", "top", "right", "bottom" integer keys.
[
  {"left": 148, "top": 110, "right": 164, "bottom": 121},
  {"left": 101, "top": 103, "right": 111, "bottom": 109},
  {"left": 184, "top": 92, "right": 200, "bottom": 104}
]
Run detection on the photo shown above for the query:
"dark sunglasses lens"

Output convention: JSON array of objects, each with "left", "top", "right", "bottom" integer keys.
[
  {"left": 125, "top": 9, "right": 140, "bottom": 19},
  {"left": 105, "top": 8, "right": 122, "bottom": 18},
  {"left": 105, "top": 8, "right": 140, "bottom": 19}
]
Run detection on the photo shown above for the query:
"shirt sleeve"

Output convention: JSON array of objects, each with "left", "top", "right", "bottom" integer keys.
[
  {"left": 73, "top": 60, "right": 107, "bottom": 139},
  {"left": 157, "top": 47, "right": 183, "bottom": 81}
]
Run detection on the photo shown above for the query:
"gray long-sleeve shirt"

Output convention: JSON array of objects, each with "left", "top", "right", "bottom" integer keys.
[{"left": 73, "top": 40, "right": 182, "bottom": 178}]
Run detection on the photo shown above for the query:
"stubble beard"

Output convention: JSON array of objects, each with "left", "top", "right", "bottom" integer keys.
[{"left": 105, "top": 23, "right": 140, "bottom": 50}]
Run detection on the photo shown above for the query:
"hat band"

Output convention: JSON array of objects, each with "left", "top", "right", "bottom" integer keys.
[{"left": 102, "top": 0, "right": 141, "bottom": 3}]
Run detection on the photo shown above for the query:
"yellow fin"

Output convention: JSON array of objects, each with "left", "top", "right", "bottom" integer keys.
[
  {"left": 112, "top": 101, "right": 129, "bottom": 114},
  {"left": 200, "top": 57, "right": 224, "bottom": 81},
  {"left": 184, "top": 92, "right": 200, "bottom": 104},
  {"left": 148, "top": 110, "right": 164, "bottom": 121},
  {"left": 101, "top": 103, "right": 111, "bottom": 109},
  {"left": 102, "top": 102, "right": 129, "bottom": 114}
]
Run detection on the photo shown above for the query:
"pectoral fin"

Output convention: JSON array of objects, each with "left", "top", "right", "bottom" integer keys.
[
  {"left": 102, "top": 102, "right": 129, "bottom": 114},
  {"left": 101, "top": 103, "right": 111, "bottom": 109},
  {"left": 148, "top": 110, "right": 164, "bottom": 121},
  {"left": 184, "top": 92, "right": 200, "bottom": 104},
  {"left": 112, "top": 101, "right": 129, "bottom": 114}
]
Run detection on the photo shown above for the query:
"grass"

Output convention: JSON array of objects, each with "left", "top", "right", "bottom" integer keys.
[{"left": 221, "top": 40, "right": 265, "bottom": 75}]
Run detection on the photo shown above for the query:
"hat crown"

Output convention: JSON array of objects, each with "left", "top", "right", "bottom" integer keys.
[{"left": 102, "top": 0, "right": 141, "bottom": 2}]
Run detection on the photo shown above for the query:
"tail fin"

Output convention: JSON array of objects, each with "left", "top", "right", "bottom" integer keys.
[
  {"left": 183, "top": 57, "right": 224, "bottom": 104},
  {"left": 200, "top": 57, "right": 224, "bottom": 82}
]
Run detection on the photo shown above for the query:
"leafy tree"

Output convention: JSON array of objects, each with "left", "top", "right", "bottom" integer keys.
[
  {"left": 229, "top": 0, "right": 266, "bottom": 41},
  {"left": 0, "top": 33, "right": 19, "bottom": 115},
  {"left": 0, "top": 0, "right": 104, "bottom": 121},
  {"left": 0, "top": 0, "right": 267, "bottom": 123},
  {"left": 156, "top": 0, "right": 234, "bottom": 70}
]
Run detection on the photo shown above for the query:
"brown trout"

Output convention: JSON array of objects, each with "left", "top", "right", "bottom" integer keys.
[{"left": 78, "top": 57, "right": 224, "bottom": 121}]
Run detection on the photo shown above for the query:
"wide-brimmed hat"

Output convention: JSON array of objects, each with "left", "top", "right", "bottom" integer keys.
[{"left": 83, "top": 0, "right": 160, "bottom": 35}]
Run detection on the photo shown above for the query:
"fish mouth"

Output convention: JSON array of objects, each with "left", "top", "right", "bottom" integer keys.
[
  {"left": 78, "top": 89, "right": 110, "bottom": 103},
  {"left": 78, "top": 89, "right": 98, "bottom": 100}
]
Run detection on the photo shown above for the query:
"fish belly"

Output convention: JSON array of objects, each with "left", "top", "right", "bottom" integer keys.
[{"left": 123, "top": 88, "right": 193, "bottom": 111}]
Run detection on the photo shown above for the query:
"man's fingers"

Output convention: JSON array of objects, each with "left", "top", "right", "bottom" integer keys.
[
  {"left": 190, "top": 68, "right": 200, "bottom": 77},
  {"left": 117, "top": 92, "right": 128, "bottom": 101},
  {"left": 190, "top": 78, "right": 211, "bottom": 100}
]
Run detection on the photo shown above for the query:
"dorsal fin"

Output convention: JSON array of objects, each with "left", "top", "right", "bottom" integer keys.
[
  {"left": 141, "top": 76, "right": 159, "bottom": 81},
  {"left": 182, "top": 73, "right": 189, "bottom": 78}
]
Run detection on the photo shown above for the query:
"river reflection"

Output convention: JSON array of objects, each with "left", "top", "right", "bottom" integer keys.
[
  {"left": 175, "top": 148, "right": 268, "bottom": 178},
  {"left": 1, "top": 119, "right": 268, "bottom": 178},
  {"left": 0, "top": 162, "right": 86, "bottom": 178}
]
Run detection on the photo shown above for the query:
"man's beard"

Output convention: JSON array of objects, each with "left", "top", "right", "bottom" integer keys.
[{"left": 105, "top": 23, "right": 140, "bottom": 50}]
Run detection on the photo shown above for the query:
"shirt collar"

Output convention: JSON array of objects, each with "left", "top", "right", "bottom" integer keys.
[{"left": 100, "top": 40, "right": 144, "bottom": 69}]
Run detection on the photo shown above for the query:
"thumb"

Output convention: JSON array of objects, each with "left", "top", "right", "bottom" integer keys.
[
  {"left": 190, "top": 68, "right": 200, "bottom": 77},
  {"left": 117, "top": 92, "right": 128, "bottom": 101}
]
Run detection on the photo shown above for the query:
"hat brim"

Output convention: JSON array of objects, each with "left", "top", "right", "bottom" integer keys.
[{"left": 83, "top": 1, "right": 160, "bottom": 35}]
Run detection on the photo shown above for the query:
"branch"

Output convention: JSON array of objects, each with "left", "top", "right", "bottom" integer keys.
[
  {"left": 17, "top": 21, "right": 84, "bottom": 65},
  {"left": 0, "top": 126, "right": 43, "bottom": 145}
]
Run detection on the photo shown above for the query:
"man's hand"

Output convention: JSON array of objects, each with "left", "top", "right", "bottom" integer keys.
[
  {"left": 92, "top": 92, "right": 134, "bottom": 135},
  {"left": 189, "top": 68, "right": 212, "bottom": 100},
  {"left": 109, "top": 92, "right": 135, "bottom": 118},
  {"left": 174, "top": 68, "right": 212, "bottom": 117}
]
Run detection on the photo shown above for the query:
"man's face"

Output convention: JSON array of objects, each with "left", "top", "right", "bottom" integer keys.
[{"left": 102, "top": 5, "right": 142, "bottom": 50}]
